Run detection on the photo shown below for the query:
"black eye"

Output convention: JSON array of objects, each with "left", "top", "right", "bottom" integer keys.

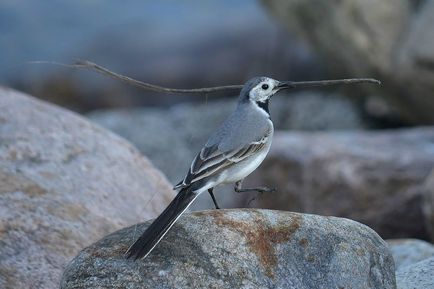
[{"left": 261, "top": 84, "right": 269, "bottom": 90}]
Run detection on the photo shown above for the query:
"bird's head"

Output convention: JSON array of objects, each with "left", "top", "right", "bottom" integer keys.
[
  {"left": 239, "top": 76, "right": 292, "bottom": 113},
  {"left": 241, "top": 77, "right": 281, "bottom": 104}
]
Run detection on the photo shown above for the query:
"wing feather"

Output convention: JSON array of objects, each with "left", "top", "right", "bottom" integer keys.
[{"left": 174, "top": 136, "right": 268, "bottom": 189}]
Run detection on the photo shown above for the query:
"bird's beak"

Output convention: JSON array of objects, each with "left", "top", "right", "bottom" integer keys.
[
  {"left": 276, "top": 82, "right": 292, "bottom": 91},
  {"left": 276, "top": 78, "right": 381, "bottom": 92}
]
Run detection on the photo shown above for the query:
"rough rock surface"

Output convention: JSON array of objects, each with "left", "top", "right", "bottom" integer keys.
[
  {"left": 424, "top": 170, "right": 434, "bottom": 241},
  {"left": 396, "top": 257, "right": 434, "bottom": 289},
  {"left": 387, "top": 239, "right": 434, "bottom": 270},
  {"left": 263, "top": 0, "right": 434, "bottom": 124},
  {"left": 0, "top": 87, "right": 174, "bottom": 289},
  {"left": 61, "top": 209, "right": 396, "bottom": 289},
  {"left": 250, "top": 128, "right": 434, "bottom": 239},
  {"left": 88, "top": 92, "right": 364, "bottom": 210}
]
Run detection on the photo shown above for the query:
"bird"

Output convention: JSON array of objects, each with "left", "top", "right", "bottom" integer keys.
[{"left": 125, "top": 76, "right": 380, "bottom": 260}]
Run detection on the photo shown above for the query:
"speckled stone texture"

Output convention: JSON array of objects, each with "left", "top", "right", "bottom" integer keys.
[
  {"left": 387, "top": 239, "right": 434, "bottom": 270},
  {"left": 61, "top": 209, "right": 396, "bottom": 289},
  {"left": 424, "top": 170, "right": 434, "bottom": 241},
  {"left": 388, "top": 238, "right": 434, "bottom": 289},
  {"left": 0, "top": 87, "right": 174, "bottom": 289},
  {"left": 396, "top": 257, "right": 434, "bottom": 289}
]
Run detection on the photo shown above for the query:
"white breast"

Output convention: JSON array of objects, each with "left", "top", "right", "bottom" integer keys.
[{"left": 223, "top": 147, "right": 269, "bottom": 183}]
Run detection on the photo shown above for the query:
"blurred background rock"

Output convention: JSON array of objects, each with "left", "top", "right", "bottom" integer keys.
[
  {"left": 1, "top": 0, "right": 321, "bottom": 111},
  {"left": 2, "top": 0, "right": 434, "bottom": 241},
  {"left": 263, "top": 0, "right": 434, "bottom": 125}
]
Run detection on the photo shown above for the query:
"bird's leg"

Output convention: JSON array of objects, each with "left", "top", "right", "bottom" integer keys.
[
  {"left": 208, "top": 188, "right": 220, "bottom": 210},
  {"left": 234, "top": 179, "right": 276, "bottom": 193}
]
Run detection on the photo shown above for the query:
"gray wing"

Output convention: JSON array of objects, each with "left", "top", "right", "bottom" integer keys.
[
  {"left": 174, "top": 105, "right": 273, "bottom": 189},
  {"left": 174, "top": 134, "right": 269, "bottom": 189}
]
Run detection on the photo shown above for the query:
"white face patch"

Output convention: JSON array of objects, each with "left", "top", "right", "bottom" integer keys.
[{"left": 248, "top": 78, "right": 279, "bottom": 103}]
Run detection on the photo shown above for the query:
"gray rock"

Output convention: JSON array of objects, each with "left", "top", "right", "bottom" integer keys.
[
  {"left": 87, "top": 92, "right": 364, "bottom": 210},
  {"left": 61, "top": 209, "right": 396, "bottom": 289},
  {"left": 395, "top": 0, "right": 434, "bottom": 123},
  {"left": 263, "top": 0, "right": 434, "bottom": 124},
  {"left": 250, "top": 128, "right": 434, "bottom": 239},
  {"left": 396, "top": 257, "right": 434, "bottom": 289},
  {"left": 0, "top": 87, "right": 174, "bottom": 289},
  {"left": 272, "top": 91, "right": 364, "bottom": 131},
  {"left": 263, "top": 0, "right": 409, "bottom": 76},
  {"left": 387, "top": 239, "right": 434, "bottom": 270},
  {"left": 424, "top": 170, "right": 434, "bottom": 241}
]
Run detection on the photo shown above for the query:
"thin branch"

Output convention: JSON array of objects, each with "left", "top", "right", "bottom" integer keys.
[
  {"left": 287, "top": 78, "right": 381, "bottom": 88},
  {"left": 27, "top": 60, "right": 381, "bottom": 95},
  {"left": 27, "top": 60, "right": 243, "bottom": 94}
]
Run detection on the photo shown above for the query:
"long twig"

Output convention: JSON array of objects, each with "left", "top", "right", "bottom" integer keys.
[
  {"left": 27, "top": 60, "right": 243, "bottom": 94},
  {"left": 27, "top": 60, "right": 381, "bottom": 94},
  {"left": 286, "top": 78, "right": 381, "bottom": 88}
]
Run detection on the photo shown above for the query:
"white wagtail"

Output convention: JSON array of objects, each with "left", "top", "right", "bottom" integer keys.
[{"left": 126, "top": 76, "right": 379, "bottom": 260}]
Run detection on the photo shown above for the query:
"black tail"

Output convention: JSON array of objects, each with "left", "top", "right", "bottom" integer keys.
[{"left": 126, "top": 187, "right": 197, "bottom": 260}]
